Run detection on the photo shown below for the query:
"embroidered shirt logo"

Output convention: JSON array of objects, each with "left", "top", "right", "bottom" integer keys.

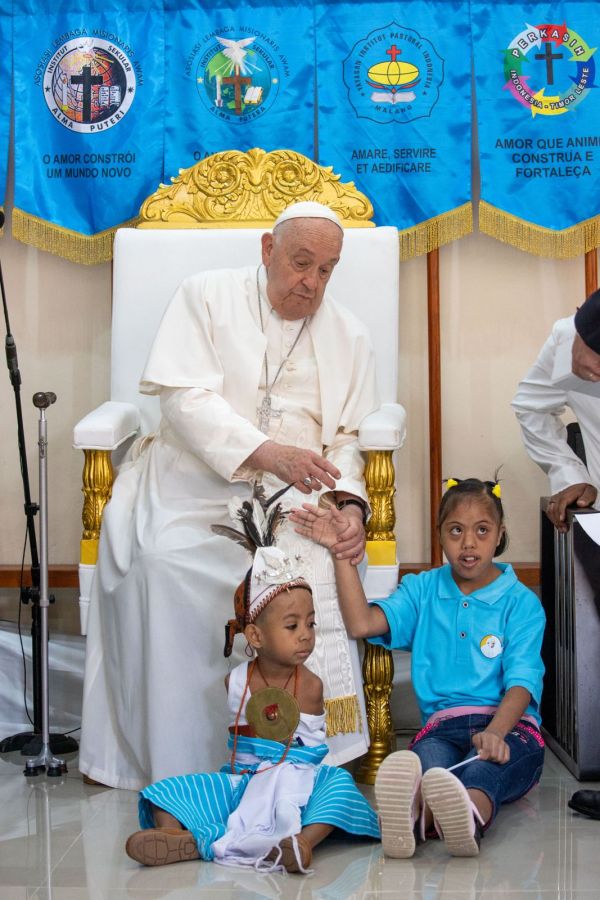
[{"left": 480, "top": 634, "right": 503, "bottom": 658}]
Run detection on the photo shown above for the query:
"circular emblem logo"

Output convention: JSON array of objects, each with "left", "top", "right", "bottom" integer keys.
[
  {"left": 343, "top": 22, "right": 444, "bottom": 124},
  {"left": 43, "top": 37, "right": 136, "bottom": 132},
  {"left": 504, "top": 23, "right": 596, "bottom": 116},
  {"left": 194, "top": 33, "right": 280, "bottom": 123},
  {"left": 480, "top": 635, "right": 503, "bottom": 659}
]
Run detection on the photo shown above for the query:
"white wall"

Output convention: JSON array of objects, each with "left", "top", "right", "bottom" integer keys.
[
  {"left": 398, "top": 233, "right": 583, "bottom": 563},
  {"left": 0, "top": 193, "right": 587, "bottom": 568}
]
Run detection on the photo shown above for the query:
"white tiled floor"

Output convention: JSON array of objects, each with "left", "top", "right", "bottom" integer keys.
[{"left": 1, "top": 744, "right": 600, "bottom": 899}]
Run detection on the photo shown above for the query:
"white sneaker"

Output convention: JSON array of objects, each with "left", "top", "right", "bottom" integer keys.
[
  {"left": 421, "top": 767, "right": 484, "bottom": 857},
  {"left": 374, "top": 750, "right": 422, "bottom": 858}
]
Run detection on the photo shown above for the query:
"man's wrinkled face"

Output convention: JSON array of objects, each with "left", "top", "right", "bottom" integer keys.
[{"left": 261, "top": 218, "right": 343, "bottom": 321}]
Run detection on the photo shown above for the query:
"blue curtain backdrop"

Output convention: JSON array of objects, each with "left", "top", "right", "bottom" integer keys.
[
  {"left": 0, "top": 1, "right": 11, "bottom": 222},
  {"left": 164, "top": 0, "right": 314, "bottom": 178},
  {"left": 316, "top": 0, "right": 472, "bottom": 258},
  {"left": 472, "top": 0, "right": 600, "bottom": 256},
  {"left": 12, "top": 0, "right": 164, "bottom": 263},
  {"left": 4, "top": 1, "right": 600, "bottom": 262}
]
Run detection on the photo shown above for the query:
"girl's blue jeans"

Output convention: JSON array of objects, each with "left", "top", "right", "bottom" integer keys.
[{"left": 409, "top": 713, "right": 545, "bottom": 824}]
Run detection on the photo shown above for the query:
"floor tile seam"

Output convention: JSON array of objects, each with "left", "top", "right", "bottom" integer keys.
[{"left": 35, "top": 797, "right": 111, "bottom": 888}]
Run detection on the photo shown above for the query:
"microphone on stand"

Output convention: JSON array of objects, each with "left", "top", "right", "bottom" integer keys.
[
  {"left": 0, "top": 251, "right": 78, "bottom": 759},
  {"left": 33, "top": 392, "right": 57, "bottom": 409}
]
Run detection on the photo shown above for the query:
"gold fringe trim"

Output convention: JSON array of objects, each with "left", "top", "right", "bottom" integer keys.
[
  {"left": 324, "top": 693, "right": 362, "bottom": 737},
  {"left": 12, "top": 208, "right": 140, "bottom": 265},
  {"left": 398, "top": 203, "right": 473, "bottom": 260},
  {"left": 479, "top": 201, "right": 600, "bottom": 259}
]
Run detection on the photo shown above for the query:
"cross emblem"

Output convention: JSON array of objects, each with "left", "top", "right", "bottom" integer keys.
[
  {"left": 71, "top": 65, "right": 103, "bottom": 123},
  {"left": 257, "top": 394, "right": 282, "bottom": 433},
  {"left": 535, "top": 43, "right": 564, "bottom": 86},
  {"left": 223, "top": 70, "right": 252, "bottom": 115}
]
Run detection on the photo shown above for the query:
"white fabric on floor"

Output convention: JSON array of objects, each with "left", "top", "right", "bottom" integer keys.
[{"left": 0, "top": 621, "right": 84, "bottom": 738}]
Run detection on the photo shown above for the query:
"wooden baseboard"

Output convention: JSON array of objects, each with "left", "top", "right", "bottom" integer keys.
[
  {"left": 0, "top": 562, "right": 541, "bottom": 589},
  {"left": 0, "top": 565, "right": 79, "bottom": 589}
]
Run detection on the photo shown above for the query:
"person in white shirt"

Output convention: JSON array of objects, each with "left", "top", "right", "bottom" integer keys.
[
  {"left": 78, "top": 202, "right": 380, "bottom": 790},
  {"left": 512, "top": 289, "right": 600, "bottom": 533}
]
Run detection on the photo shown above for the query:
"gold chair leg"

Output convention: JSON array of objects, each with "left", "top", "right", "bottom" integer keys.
[
  {"left": 356, "top": 449, "right": 397, "bottom": 783},
  {"left": 80, "top": 449, "right": 114, "bottom": 565},
  {"left": 356, "top": 643, "right": 396, "bottom": 783}
]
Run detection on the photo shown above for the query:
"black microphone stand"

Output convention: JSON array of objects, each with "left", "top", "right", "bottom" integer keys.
[{"left": 0, "top": 255, "right": 77, "bottom": 756}]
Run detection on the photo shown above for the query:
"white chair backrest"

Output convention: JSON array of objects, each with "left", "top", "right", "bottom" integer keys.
[{"left": 112, "top": 227, "right": 399, "bottom": 434}]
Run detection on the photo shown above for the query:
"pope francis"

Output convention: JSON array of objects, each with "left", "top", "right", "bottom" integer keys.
[{"left": 79, "top": 201, "right": 380, "bottom": 790}]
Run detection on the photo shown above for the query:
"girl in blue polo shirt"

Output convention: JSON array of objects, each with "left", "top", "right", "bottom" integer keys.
[{"left": 290, "top": 477, "right": 545, "bottom": 859}]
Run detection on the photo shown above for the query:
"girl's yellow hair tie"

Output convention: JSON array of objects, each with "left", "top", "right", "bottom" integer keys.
[
  {"left": 446, "top": 478, "right": 458, "bottom": 489},
  {"left": 492, "top": 483, "right": 501, "bottom": 498}
]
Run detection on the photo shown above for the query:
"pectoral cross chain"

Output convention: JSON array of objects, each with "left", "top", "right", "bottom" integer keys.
[{"left": 255, "top": 265, "right": 308, "bottom": 434}]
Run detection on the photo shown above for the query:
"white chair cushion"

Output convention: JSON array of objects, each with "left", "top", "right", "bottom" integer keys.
[
  {"left": 73, "top": 400, "right": 140, "bottom": 450},
  {"left": 358, "top": 402, "right": 407, "bottom": 450}
]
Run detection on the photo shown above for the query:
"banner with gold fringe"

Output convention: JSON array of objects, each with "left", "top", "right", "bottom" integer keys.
[
  {"left": 0, "top": 0, "right": 11, "bottom": 229},
  {"left": 164, "top": 0, "right": 315, "bottom": 178},
  {"left": 315, "top": 0, "right": 472, "bottom": 256},
  {"left": 472, "top": 1, "right": 600, "bottom": 258},
  {"left": 13, "top": 0, "right": 164, "bottom": 264}
]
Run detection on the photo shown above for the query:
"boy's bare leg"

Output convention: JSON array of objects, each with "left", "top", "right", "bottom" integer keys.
[
  {"left": 299, "top": 822, "right": 334, "bottom": 849},
  {"left": 151, "top": 802, "right": 185, "bottom": 830},
  {"left": 268, "top": 823, "right": 334, "bottom": 873}
]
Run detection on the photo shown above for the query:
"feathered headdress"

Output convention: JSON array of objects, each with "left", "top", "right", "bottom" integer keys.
[
  {"left": 211, "top": 483, "right": 311, "bottom": 656},
  {"left": 212, "top": 482, "right": 290, "bottom": 554}
]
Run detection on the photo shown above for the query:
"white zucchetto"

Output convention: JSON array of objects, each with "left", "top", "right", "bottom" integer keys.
[{"left": 272, "top": 201, "right": 343, "bottom": 232}]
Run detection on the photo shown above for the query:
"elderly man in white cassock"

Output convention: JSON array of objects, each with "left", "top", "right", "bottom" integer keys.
[{"left": 79, "top": 202, "right": 379, "bottom": 790}]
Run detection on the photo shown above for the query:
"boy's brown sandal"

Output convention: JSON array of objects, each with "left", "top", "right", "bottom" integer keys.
[{"left": 125, "top": 828, "right": 199, "bottom": 866}]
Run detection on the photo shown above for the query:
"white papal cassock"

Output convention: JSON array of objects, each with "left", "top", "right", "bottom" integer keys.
[{"left": 79, "top": 266, "right": 379, "bottom": 790}]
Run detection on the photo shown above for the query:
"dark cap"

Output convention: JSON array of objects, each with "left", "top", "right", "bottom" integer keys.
[{"left": 574, "top": 289, "right": 600, "bottom": 354}]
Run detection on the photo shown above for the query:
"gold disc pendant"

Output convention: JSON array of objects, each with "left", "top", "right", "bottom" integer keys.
[{"left": 245, "top": 687, "right": 300, "bottom": 742}]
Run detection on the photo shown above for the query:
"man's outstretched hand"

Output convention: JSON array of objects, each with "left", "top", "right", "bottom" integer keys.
[{"left": 244, "top": 441, "right": 340, "bottom": 494}]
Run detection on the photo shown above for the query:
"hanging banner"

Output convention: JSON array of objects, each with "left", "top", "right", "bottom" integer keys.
[
  {"left": 472, "top": 1, "right": 600, "bottom": 257},
  {"left": 164, "top": 0, "right": 314, "bottom": 178},
  {"left": 13, "top": 0, "right": 164, "bottom": 264},
  {"left": 316, "top": 0, "right": 472, "bottom": 259},
  {"left": 0, "top": 0, "right": 11, "bottom": 231}
]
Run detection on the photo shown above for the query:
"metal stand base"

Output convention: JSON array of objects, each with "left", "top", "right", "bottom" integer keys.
[
  {"left": 24, "top": 740, "right": 68, "bottom": 777},
  {"left": 0, "top": 730, "right": 78, "bottom": 756}
]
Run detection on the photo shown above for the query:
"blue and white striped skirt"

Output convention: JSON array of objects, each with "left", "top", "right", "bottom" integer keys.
[{"left": 139, "top": 759, "right": 380, "bottom": 860}]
